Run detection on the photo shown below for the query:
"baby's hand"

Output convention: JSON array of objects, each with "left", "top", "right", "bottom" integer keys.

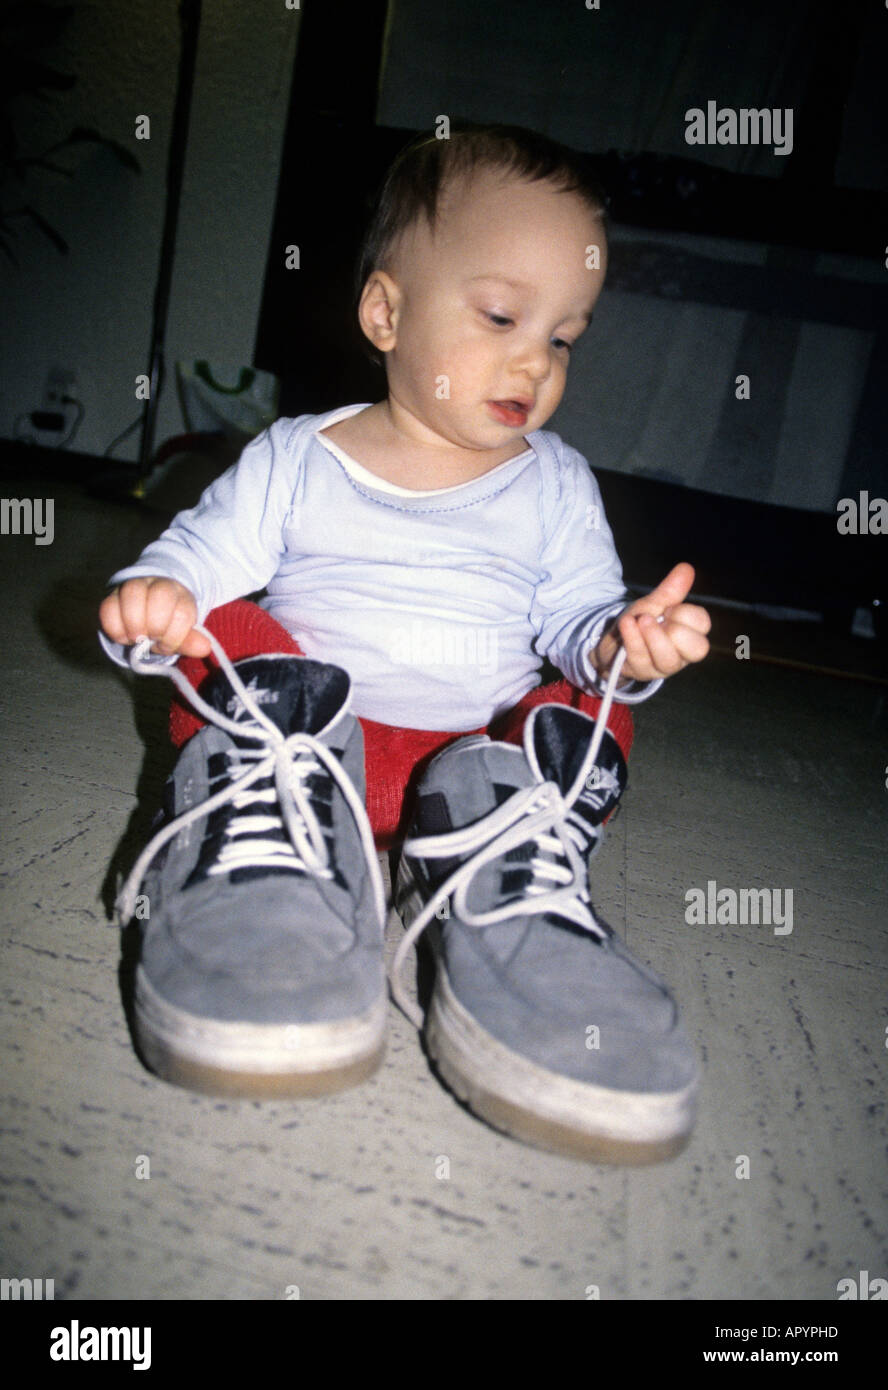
[
  {"left": 594, "top": 562, "right": 710, "bottom": 684},
  {"left": 99, "top": 577, "right": 211, "bottom": 658}
]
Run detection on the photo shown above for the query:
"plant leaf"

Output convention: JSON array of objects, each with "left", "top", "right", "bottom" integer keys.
[
  {"left": 0, "top": 55, "right": 76, "bottom": 98},
  {"left": 65, "top": 125, "right": 141, "bottom": 172},
  {"left": 17, "top": 155, "right": 74, "bottom": 177},
  {"left": 21, "top": 202, "right": 68, "bottom": 253}
]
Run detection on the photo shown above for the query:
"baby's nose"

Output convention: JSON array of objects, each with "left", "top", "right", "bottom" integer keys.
[{"left": 510, "top": 339, "right": 551, "bottom": 378}]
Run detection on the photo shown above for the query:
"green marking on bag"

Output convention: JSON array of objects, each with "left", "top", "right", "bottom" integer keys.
[{"left": 194, "top": 360, "right": 257, "bottom": 395}]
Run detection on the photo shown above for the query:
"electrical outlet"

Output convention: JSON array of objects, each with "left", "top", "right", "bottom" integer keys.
[
  {"left": 43, "top": 366, "right": 77, "bottom": 408},
  {"left": 24, "top": 367, "right": 80, "bottom": 444}
]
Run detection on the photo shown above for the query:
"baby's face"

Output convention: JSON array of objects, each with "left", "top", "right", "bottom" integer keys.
[{"left": 369, "top": 167, "right": 607, "bottom": 453}]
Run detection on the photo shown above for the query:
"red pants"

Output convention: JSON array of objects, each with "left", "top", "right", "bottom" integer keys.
[{"left": 170, "top": 601, "right": 633, "bottom": 850}]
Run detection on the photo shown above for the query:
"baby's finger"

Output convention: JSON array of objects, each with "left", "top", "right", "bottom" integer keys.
[
  {"left": 117, "top": 580, "right": 154, "bottom": 645},
  {"left": 633, "top": 612, "right": 687, "bottom": 676},
  {"left": 151, "top": 600, "right": 198, "bottom": 656},
  {"left": 663, "top": 602, "right": 711, "bottom": 635},
  {"left": 99, "top": 591, "right": 130, "bottom": 645},
  {"left": 176, "top": 625, "right": 213, "bottom": 658},
  {"left": 144, "top": 582, "right": 184, "bottom": 650},
  {"left": 635, "top": 562, "right": 695, "bottom": 618},
  {"left": 617, "top": 612, "right": 660, "bottom": 681},
  {"left": 664, "top": 619, "right": 710, "bottom": 666}
]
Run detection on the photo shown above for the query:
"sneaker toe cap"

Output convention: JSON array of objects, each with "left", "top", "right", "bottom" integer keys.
[{"left": 140, "top": 878, "right": 384, "bottom": 1025}]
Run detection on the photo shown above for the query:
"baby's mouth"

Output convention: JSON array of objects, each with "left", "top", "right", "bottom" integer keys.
[{"left": 487, "top": 399, "right": 531, "bottom": 426}]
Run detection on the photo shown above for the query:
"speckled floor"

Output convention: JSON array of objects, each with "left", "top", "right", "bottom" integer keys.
[{"left": 1, "top": 474, "right": 886, "bottom": 1300}]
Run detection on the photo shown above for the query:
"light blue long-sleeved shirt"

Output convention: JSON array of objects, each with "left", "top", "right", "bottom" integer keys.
[{"left": 101, "top": 403, "right": 661, "bottom": 730}]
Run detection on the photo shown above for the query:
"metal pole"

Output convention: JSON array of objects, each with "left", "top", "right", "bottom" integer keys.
[{"left": 138, "top": 0, "right": 202, "bottom": 474}]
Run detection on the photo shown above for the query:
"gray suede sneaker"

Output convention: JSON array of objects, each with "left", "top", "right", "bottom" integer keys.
[
  {"left": 392, "top": 695, "right": 699, "bottom": 1164},
  {"left": 115, "top": 632, "right": 387, "bottom": 1098}
]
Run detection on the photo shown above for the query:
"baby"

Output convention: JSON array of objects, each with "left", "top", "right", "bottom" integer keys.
[{"left": 100, "top": 124, "right": 710, "bottom": 1164}]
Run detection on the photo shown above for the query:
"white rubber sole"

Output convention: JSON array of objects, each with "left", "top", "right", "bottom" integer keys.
[
  {"left": 134, "top": 967, "right": 386, "bottom": 1098},
  {"left": 427, "top": 966, "right": 696, "bottom": 1164},
  {"left": 396, "top": 857, "right": 697, "bottom": 1164}
]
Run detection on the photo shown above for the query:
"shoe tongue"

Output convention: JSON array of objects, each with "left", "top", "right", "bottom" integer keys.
[
  {"left": 528, "top": 705, "right": 626, "bottom": 826},
  {"left": 203, "top": 655, "right": 350, "bottom": 739}
]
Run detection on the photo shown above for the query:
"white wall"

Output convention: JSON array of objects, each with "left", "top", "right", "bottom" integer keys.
[{"left": 0, "top": 0, "right": 301, "bottom": 459}]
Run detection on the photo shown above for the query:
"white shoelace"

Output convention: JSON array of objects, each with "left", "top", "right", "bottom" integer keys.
[
  {"left": 115, "top": 626, "right": 386, "bottom": 933},
  {"left": 391, "top": 645, "right": 629, "bottom": 1028}
]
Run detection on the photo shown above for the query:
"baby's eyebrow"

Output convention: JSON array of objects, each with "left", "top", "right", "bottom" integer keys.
[
  {"left": 466, "top": 275, "right": 593, "bottom": 325},
  {"left": 466, "top": 274, "right": 529, "bottom": 290}
]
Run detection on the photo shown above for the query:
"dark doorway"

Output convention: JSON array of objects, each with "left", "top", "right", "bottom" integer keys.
[{"left": 252, "top": 0, "right": 397, "bottom": 416}]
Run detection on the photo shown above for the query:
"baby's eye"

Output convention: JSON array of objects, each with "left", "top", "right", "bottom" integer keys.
[
  {"left": 552, "top": 337, "right": 573, "bottom": 353},
  {"left": 486, "top": 312, "right": 513, "bottom": 327}
]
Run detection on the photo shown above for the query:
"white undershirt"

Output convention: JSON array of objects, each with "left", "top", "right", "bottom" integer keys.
[{"left": 316, "top": 430, "right": 533, "bottom": 497}]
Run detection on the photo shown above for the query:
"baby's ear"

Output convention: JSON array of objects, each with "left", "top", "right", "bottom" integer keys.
[{"left": 357, "top": 271, "right": 400, "bottom": 355}]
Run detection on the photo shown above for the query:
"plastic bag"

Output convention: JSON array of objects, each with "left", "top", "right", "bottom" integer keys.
[{"left": 175, "top": 359, "right": 280, "bottom": 443}]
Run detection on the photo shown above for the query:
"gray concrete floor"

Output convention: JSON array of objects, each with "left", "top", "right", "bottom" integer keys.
[{"left": 1, "top": 475, "right": 886, "bottom": 1301}]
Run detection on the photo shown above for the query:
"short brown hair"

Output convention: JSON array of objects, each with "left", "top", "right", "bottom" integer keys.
[{"left": 355, "top": 123, "right": 609, "bottom": 365}]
